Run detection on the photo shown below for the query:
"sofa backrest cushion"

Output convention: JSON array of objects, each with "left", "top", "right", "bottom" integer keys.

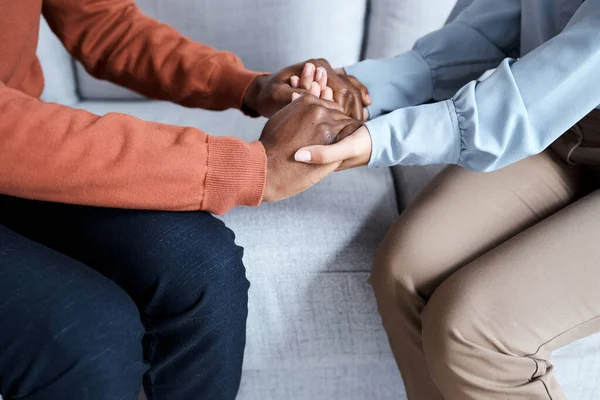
[
  {"left": 364, "top": 0, "right": 457, "bottom": 59},
  {"left": 37, "top": 18, "right": 79, "bottom": 105},
  {"left": 75, "top": 0, "right": 368, "bottom": 100}
]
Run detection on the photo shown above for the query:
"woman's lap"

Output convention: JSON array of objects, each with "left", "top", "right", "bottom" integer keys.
[
  {"left": 372, "top": 150, "right": 600, "bottom": 399},
  {"left": 373, "top": 150, "right": 584, "bottom": 299}
]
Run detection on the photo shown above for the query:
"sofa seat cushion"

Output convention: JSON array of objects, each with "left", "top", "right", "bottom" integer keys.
[
  {"left": 73, "top": 101, "right": 600, "bottom": 399},
  {"left": 76, "top": 101, "right": 402, "bottom": 398}
]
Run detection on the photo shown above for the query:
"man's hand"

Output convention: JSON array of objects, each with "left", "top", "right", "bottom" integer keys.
[
  {"left": 243, "top": 59, "right": 371, "bottom": 119},
  {"left": 260, "top": 94, "right": 360, "bottom": 202},
  {"left": 293, "top": 124, "right": 372, "bottom": 171}
]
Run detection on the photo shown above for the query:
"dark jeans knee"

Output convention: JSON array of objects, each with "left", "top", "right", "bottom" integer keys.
[
  {"left": 126, "top": 212, "right": 250, "bottom": 319},
  {"left": 0, "top": 228, "right": 146, "bottom": 400},
  {"left": 125, "top": 212, "right": 249, "bottom": 400},
  {"left": 33, "top": 285, "right": 144, "bottom": 400}
]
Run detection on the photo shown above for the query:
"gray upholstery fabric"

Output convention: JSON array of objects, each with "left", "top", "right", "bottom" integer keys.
[
  {"left": 76, "top": 101, "right": 600, "bottom": 399},
  {"left": 363, "top": 0, "right": 456, "bottom": 209},
  {"left": 36, "top": 18, "right": 78, "bottom": 105},
  {"left": 76, "top": 0, "right": 367, "bottom": 100},
  {"left": 364, "top": 0, "right": 456, "bottom": 59},
  {"left": 29, "top": 1, "right": 600, "bottom": 398},
  {"left": 76, "top": 101, "right": 401, "bottom": 400},
  {"left": 390, "top": 164, "right": 445, "bottom": 211}
]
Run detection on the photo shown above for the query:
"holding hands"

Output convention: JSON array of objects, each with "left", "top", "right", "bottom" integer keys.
[
  {"left": 290, "top": 63, "right": 373, "bottom": 172},
  {"left": 243, "top": 59, "right": 371, "bottom": 120},
  {"left": 259, "top": 93, "right": 355, "bottom": 202},
  {"left": 247, "top": 59, "right": 374, "bottom": 202}
]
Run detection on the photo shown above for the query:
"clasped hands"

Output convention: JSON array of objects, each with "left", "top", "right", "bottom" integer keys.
[{"left": 243, "top": 59, "right": 373, "bottom": 203}]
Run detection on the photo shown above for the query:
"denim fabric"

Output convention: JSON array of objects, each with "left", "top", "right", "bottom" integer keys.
[{"left": 0, "top": 195, "right": 249, "bottom": 400}]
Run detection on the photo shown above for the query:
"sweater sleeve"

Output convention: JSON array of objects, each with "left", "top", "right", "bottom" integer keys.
[
  {"left": 0, "top": 81, "right": 266, "bottom": 214},
  {"left": 41, "top": 0, "right": 262, "bottom": 110}
]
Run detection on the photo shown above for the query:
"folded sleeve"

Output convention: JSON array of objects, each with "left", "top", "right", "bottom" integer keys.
[
  {"left": 345, "top": 0, "right": 521, "bottom": 119},
  {"left": 366, "top": 0, "right": 600, "bottom": 172}
]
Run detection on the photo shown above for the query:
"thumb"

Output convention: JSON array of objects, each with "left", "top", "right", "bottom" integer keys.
[{"left": 294, "top": 139, "right": 358, "bottom": 165}]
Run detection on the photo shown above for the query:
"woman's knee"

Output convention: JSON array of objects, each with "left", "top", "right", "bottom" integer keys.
[
  {"left": 371, "top": 216, "right": 456, "bottom": 309},
  {"left": 421, "top": 274, "right": 499, "bottom": 386}
]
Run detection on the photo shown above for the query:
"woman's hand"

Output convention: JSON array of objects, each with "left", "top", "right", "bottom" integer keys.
[
  {"left": 243, "top": 59, "right": 371, "bottom": 119},
  {"left": 260, "top": 93, "right": 359, "bottom": 202},
  {"left": 289, "top": 62, "right": 371, "bottom": 121},
  {"left": 293, "top": 124, "right": 372, "bottom": 171}
]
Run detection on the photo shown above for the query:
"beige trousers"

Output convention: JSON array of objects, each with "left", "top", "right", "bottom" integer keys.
[{"left": 372, "top": 150, "right": 600, "bottom": 399}]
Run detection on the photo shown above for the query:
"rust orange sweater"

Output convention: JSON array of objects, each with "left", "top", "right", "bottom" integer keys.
[{"left": 0, "top": 0, "right": 267, "bottom": 215}]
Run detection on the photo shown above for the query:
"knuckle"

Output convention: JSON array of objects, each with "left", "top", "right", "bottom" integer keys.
[
  {"left": 318, "top": 58, "right": 330, "bottom": 68},
  {"left": 305, "top": 105, "right": 323, "bottom": 122},
  {"left": 316, "top": 122, "right": 329, "bottom": 137},
  {"left": 302, "top": 94, "right": 314, "bottom": 104},
  {"left": 269, "top": 89, "right": 278, "bottom": 102}
]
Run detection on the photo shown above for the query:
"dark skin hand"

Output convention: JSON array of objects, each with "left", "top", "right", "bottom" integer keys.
[
  {"left": 243, "top": 59, "right": 371, "bottom": 120},
  {"left": 259, "top": 93, "right": 361, "bottom": 202}
]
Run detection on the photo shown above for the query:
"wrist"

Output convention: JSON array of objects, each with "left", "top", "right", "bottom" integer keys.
[{"left": 242, "top": 75, "right": 269, "bottom": 117}]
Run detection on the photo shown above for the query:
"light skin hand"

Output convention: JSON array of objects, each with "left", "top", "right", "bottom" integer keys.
[
  {"left": 290, "top": 63, "right": 372, "bottom": 171},
  {"left": 292, "top": 68, "right": 333, "bottom": 102},
  {"left": 259, "top": 93, "right": 360, "bottom": 202},
  {"left": 242, "top": 59, "right": 370, "bottom": 119},
  {"left": 290, "top": 63, "right": 370, "bottom": 121},
  {"left": 294, "top": 124, "right": 372, "bottom": 171}
]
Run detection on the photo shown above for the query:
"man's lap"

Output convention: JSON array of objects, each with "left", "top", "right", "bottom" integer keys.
[
  {"left": 0, "top": 223, "right": 147, "bottom": 399},
  {"left": 0, "top": 195, "right": 247, "bottom": 314}
]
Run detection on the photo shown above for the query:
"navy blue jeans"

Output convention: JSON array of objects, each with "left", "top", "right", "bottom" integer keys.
[{"left": 0, "top": 195, "right": 249, "bottom": 400}]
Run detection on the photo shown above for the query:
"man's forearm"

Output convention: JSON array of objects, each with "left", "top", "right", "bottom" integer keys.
[
  {"left": 42, "top": 0, "right": 261, "bottom": 111},
  {"left": 0, "top": 82, "right": 266, "bottom": 214}
]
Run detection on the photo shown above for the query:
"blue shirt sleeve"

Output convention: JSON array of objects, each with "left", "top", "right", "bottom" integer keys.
[
  {"left": 345, "top": 0, "right": 522, "bottom": 120},
  {"left": 360, "top": 0, "right": 600, "bottom": 172}
]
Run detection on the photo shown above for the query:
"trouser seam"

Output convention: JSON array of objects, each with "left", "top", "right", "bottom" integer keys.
[
  {"left": 524, "top": 313, "right": 600, "bottom": 358},
  {"left": 523, "top": 314, "right": 600, "bottom": 400}
]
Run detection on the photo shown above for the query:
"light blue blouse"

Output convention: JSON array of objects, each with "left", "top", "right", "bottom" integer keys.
[{"left": 345, "top": 0, "right": 600, "bottom": 171}]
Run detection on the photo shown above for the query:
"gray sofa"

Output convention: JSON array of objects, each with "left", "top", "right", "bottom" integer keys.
[{"left": 34, "top": 1, "right": 600, "bottom": 399}]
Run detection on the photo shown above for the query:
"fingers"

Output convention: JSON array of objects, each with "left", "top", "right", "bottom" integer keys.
[
  {"left": 294, "top": 137, "right": 358, "bottom": 165},
  {"left": 303, "top": 93, "right": 345, "bottom": 112},
  {"left": 350, "top": 97, "right": 364, "bottom": 121},
  {"left": 346, "top": 75, "right": 371, "bottom": 106},
  {"left": 292, "top": 92, "right": 301, "bottom": 102},
  {"left": 322, "top": 86, "right": 333, "bottom": 101},
  {"left": 308, "top": 81, "right": 322, "bottom": 97},
  {"left": 336, "top": 120, "right": 364, "bottom": 141},
  {"left": 315, "top": 67, "right": 327, "bottom": 91},
  {"left": 290, "top": 75, "right": 299, "bottom": 88},
  {"left": 300, "top": 63, "right": 316, "bottom": 90},
  {"left": 333, "top": 67, "right": 346, "bottom": 75}
]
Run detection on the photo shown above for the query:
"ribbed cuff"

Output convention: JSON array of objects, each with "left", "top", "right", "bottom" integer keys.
[
  {"left": 217, "top": 63, "right": 267, "bottom": 110},
  {"left": 202, "top": 137, "right": 267, "bottom": 215}
]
